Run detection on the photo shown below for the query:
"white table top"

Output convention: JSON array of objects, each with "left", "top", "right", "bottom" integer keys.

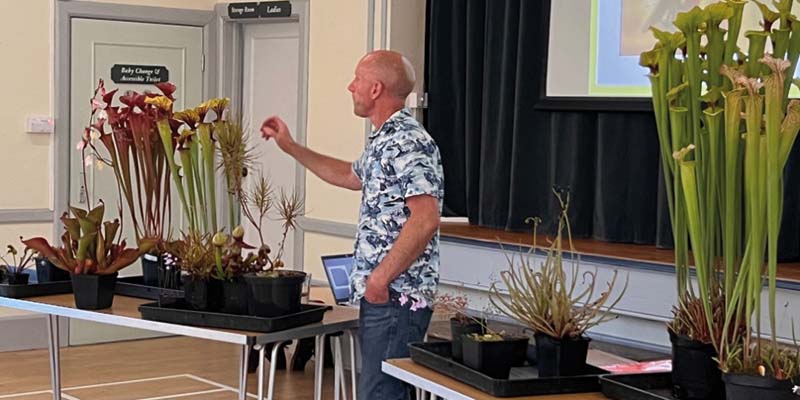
[{"left": 0, "top": 294, "right": 359, "bottom": 345}]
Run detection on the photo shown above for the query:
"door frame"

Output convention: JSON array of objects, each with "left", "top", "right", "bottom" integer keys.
[
  {"left": 54, "top": 0, "right": 218, "bottom": 239},
  {"left": 214, "top": 0, "right": 310, "bottom": 273}
]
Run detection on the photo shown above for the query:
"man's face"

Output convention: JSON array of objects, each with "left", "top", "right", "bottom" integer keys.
[{"left": 347, "top": 62, "right": 377, "bottom": 118}]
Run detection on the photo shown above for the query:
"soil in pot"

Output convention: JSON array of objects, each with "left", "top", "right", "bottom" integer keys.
[
  {"left": 534, "top": 333, "right": 590, "bottom": 377},
  {"left": 141, "top": 254, "right": 161, "bottom": 286},
  {"left": 723, "top": 373, "right": 797, "bottom": 400},
  {"left": 669, "top": 329, "right": 725, "bottom": 399},
  {"left": 245, "top": 270, "right": 307, "bottom": 317},
  {"left": 222, "top": 278, "right": 249, "bottom": 315},
  {"left": 462, "top": 334, "right": 529, "bottom": 379},
  {"left": 71, "top": 273, "right": 118, "bottom": 310},
  {"left": 36, "top": 258, "right": 70, "bottom": 282},
  {"left": 5, "top": 272, "right": 30, "bottom": 285},
  {"left": 450, "top": 317, "right": 486, "bottom": 363},
  {"left": 182, "top": 277, "right": 223, "bottom": 311}
]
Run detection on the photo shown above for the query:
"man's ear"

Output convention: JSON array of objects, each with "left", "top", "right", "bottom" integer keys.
[{"left": 370, "top": 81, "right": 384, "bottom": 100}]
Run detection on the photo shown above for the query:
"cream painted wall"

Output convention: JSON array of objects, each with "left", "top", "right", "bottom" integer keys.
[
  {"left": 0, "top": 1, "right": 53, "bottom": 211},
  {"left": 86, "top": 0, "right": 220, "bottom": 10},
  {"left": 304, "top": 0, "right": 369, "bottom": 225}
]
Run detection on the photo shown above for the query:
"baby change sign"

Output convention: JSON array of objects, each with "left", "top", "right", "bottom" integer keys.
[{"left": 111, "top": 64, "right": 169, "bottom": 84}]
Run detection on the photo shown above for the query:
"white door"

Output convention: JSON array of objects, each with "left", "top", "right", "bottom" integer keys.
[
  {"left": 69, "top": 18, "right": 203, "bottom": 345},
  {"left": 242, "top": 21, "right": 301, "bottom": 271},
  {"left": 70, "top": 18, "right": 204, "bottom": 277}
]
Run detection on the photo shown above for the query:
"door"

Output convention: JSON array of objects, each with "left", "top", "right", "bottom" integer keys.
[
  {"left": 242, "top": 21, "right": 301, "bottom": 271},
  {"left": 69, "top": 18, "right": 203, "bottom": 345},
  {"left": 70, "top": 18, "right": 204, "bottom": 277}
]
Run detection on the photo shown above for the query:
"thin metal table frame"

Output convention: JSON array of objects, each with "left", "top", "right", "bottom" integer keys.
[{"left": 0, "top": 295, "right": 359, "bottom": 400}]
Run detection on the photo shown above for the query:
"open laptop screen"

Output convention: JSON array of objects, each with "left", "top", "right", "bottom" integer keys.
[{"left": 321, "top": 253, "right": 353, "bottom": 304}]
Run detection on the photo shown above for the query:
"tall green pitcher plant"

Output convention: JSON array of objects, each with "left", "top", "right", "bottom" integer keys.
[{"left": 642, "top": 0, "right": 800, "bottom": 378}]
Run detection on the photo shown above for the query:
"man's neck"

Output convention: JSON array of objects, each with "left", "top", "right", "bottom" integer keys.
[{"left": 370, "top": 104, "right": 404, "bottom": 130}]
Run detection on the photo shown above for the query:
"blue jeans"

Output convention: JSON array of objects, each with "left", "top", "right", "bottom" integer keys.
[{"left": 358, "top": 292, "right": 432, "bottom": 400}]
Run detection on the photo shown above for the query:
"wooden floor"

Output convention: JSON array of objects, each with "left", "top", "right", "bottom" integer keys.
[
  {"left": 0, "top": 336, "right": 337, "bottom": 399},
  {"left": 441, "top": 222, "right": 800, "bottom": 281}
]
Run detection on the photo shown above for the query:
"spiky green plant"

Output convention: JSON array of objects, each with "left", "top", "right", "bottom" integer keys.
[{"left": 489, "top": 189, "right": 628, "bottom": 339}]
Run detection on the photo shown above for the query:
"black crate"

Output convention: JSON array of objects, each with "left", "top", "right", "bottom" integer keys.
[
  {"left": 408, "top": 341, "right": 608, "bottom": 397},
  {"left": 600, "top": 372, "right": 675, "bottom": 400},
  {"left": 115, "top": 276, "right": 183, "bottom": 301},
  {"left": 139, "top": 301, "right": 330, "bottom": 333},
  {"left": 0, "top": 281, "right": 72, "bottom": 299}
]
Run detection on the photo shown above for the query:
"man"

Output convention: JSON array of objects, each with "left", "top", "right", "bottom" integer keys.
[{"left": 261, "top": 50, "right": 443, "bottom": 399}]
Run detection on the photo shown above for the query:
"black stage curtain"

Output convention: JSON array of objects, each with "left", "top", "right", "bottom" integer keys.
[{"left": 425, "top": 0, "right": 800, "bottom": 260}]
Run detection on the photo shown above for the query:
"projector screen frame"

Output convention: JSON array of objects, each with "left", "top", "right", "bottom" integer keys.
[{"left": 533, "top": 0, "right": 653, "bottom": 113}]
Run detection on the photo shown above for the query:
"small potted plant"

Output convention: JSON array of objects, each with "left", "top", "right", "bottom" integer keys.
[
  {"left": 241, "top": 183, "right": 307, "bottom": 318},
  {"left": 431, "top": 292, "right": 487, "bottom": 363},
  {"left": 490, "top": 189, "right": 627, "bottom": 378},
  {"left": 170, "top": 231, "right": 220, "bottom": 311},
  {"left": 0, "top": 241, "right": 37, "bottom": 285},
  {"left": 23, "top": 202, "right": 156, "bottom": 310},
  {"left": 210, "top": 227, "right": 266, "bottom": 315}
]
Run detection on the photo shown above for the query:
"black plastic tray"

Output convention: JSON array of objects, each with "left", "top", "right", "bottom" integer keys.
[
  {"left": 115, "top": 276, "right": 183, "bottom": 300},
  {"left": 600, "top": 372, "right": 674, "bottom": 400},
  {"left": 408, "top": 341, "right": 608, "bottom": 397},
  {"left": 0, "top": 280, "right": 72, "bottom": 299},
  {"left": 139, "top": 301, "right": 331, "bottom": 333}
]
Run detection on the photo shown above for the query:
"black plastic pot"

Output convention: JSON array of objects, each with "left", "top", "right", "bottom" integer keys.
[
  {"left": 669, "top": 329, "right": 725, "bottom": 399},
  {"left": 723, "top": 373, "right": 797, "bottom": 400},
  {"left": 450, "top": 317, "right": 485, "bottom": 363},
  {"left": 5, "top": 272, "right": 30, "bottom": 285},
  {"left": 141, "top": 254, "right": 160, "bottom": 286},
  {"left": 36, "top": 258, "right": 70, "bottom": 282},
  {"left": 70, "top": 273, "right": 117, "bottom": 310},
  {"left": 222, "top": 278, "right": 249, "bottom": 315},
  {"left": 534, "top": 333, "right": 590, "bottom": 377},
  {"left": 462, "top": 335, "right": 529, "bottom": 379},
  {"left": 182, "top": 277, "right": 223, "bottom": 311},
  {"left": 244, "top": 271, "right": 307, "bottom": 317}
]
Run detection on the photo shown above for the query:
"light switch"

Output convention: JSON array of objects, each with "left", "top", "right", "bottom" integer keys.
[{"left": 26, "top": 115, "right": 54, "bottom": 134}]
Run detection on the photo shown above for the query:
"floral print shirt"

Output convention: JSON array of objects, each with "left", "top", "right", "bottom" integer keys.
[{"left": 350, "top": 108, "right": 444, "bottom": 304}]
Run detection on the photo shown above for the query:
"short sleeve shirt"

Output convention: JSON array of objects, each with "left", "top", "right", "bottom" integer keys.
[{"left": 350, "top": 108, "right": 444, "bottom": 303}]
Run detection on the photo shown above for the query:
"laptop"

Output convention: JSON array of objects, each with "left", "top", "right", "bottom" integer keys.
[{"left": 321, "top": 253, "right": 354, "bottom": 305}]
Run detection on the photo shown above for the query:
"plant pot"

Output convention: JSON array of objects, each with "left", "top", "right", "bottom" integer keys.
[
  {"left": 450, "top": 317, "right": 485, "bottom": 363},
  {"left": 669, "top": 329, "right": 725, "bottom": 399},
  {"left": 534, "top": 333, "right": 590, "bottom": 377},
  {"left": 462, "top": 335, "right": 529, "bottom": 379},
  {"left": 141, "top": 254, "right": 160, "bottom": 286},
  {"left": 36, "top": 258, "right": 70, "bottom": 282},
  {"left": 244, "top": 270, "right": 307, "bottom": 317},
  {"left": 5, "top": 272, "right": 30, "bottom": 285},
  {"left": 182, "top": 277, "right": 223, "bottom": 311},
  {"left": 70, "top": 273, "right": 117, "bottom": 310},
  {"left": 723, "top": 373, "right": 797, "bottom": 400},
  {"left": 222, "top": 278, "right": 249, "bottom": 315}
]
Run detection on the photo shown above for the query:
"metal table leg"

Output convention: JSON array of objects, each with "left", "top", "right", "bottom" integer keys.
[
  {"left": 268, "top": 341, "right": 290, "bottom": 400},
  {"left": 333, "top": 335, "right": 346, "bottom": 400},
  {"left": 46, "top": 314, "right": 61, "bottom": 400},
  {"left": 347, "top": 330, "right": 357, "bottom": 400},
  {"left": 239, "top": 344, "right": 250, "bottom": 400},
  {"left": 256, "top": 344, "right": 266, "bottom": 400},
  {"left": 314, "top": 334, "right": 328, "bottom": 400}
]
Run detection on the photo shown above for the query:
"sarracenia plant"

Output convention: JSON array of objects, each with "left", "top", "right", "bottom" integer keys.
[
  {"left": 81, "top": 80, "right": 174, "bottom": 251},
  {"left": 642, "top": 1, "right": 800, "bottom": 379},
  {"left": 23, "top": 202, "right": 156, "bottom": 275},
  {"left": 489, "top": 189, "right": 628, "bottom": 339}
]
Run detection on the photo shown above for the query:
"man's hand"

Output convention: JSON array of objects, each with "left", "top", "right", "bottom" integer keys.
[
  {"left": 364, "top": 274, "right": 390, "bottom": 304},
  {"left": 260, "top": 116, "right": 295, "bottom": 153}
]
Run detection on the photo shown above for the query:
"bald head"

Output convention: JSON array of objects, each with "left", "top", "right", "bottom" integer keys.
[{"left": 359, "top": 50, "right": 416, "bottom": 101}]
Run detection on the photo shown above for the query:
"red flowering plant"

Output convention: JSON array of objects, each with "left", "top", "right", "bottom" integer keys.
[{"left": 77, "top": 79, "right": 178, "bottom": 253}]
